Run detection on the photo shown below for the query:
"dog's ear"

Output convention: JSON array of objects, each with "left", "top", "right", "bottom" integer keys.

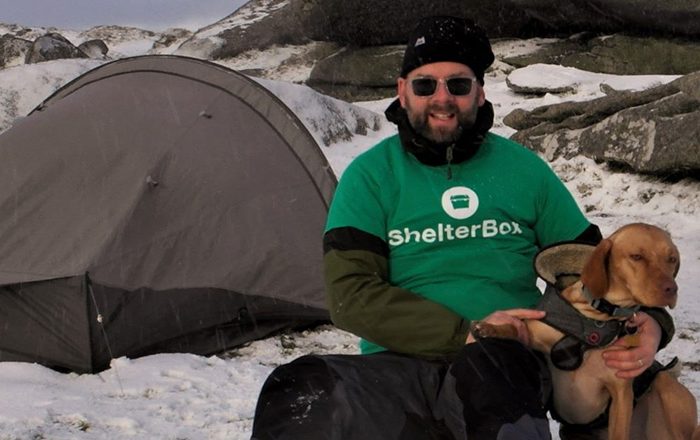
[{"left": 580, "top": 238, "right": 613, "bottom": 298}]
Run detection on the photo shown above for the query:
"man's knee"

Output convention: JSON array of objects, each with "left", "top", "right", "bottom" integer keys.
[
  {"left": 252, "top": 355, "right": 337, "bottom": 440},
  {"left": 452, "top": 338, "right": 545, "bottom": 392},
  {"left": 449, "top": 339, "right": 550, "bottom": 439},
  {"left": 252, "top": 353, "right": 451, "bottom": 439}
]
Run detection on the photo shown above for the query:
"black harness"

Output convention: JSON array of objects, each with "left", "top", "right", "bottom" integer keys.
[{"left": 535, "top": 285, "right": 639, "bottom": 370}]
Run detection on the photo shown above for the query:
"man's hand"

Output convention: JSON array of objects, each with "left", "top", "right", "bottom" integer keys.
[
  {"left": 602, "top": 311, "right": 662, "bottom": 379},
  {"left": 466, "top": 309, "right": 546, "bottom": 346}
]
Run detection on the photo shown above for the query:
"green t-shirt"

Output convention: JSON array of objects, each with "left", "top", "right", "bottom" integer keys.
[{"left": 326, "top": 132, "right": 590, "bottom": 354}]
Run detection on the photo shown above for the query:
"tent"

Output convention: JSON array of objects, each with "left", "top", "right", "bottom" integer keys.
[{"left": 0, "top": 55, "right": 337, "bottom": 373}]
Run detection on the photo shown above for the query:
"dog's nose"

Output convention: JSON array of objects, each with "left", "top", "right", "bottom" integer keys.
[
  {"left": 663, "top": 280, "right": 678, "bottom": 296},
  {"left": 662, "top": 281, "right": 678, "bottom": 306}
]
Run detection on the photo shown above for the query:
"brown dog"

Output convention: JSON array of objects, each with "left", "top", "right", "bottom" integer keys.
[{"left": 473, "top": 223, "right": 699, "bottom": 440}]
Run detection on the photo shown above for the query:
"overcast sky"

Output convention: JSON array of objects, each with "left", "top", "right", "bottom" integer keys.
[{"left": 0, "top": 0, "right": 247, "bottom": 31}]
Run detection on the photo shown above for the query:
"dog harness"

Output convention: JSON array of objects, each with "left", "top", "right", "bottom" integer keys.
[
  {"left": 552, "top": 356, "right": 680, "bottom": 430},
  {"left": 581, "top": 286, "right": 641, "bottom": 319},
  {"left": 536, "top": 285, "right": 639, "bottom": 370}
]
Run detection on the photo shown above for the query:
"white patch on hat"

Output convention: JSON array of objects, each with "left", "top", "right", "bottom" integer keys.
[{"left": 415, "top": 36, "right": 425, "bottom": 47}]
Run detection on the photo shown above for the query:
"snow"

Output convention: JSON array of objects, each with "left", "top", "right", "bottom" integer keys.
[
  {"left": 0, "top": 59, "right": 103, "bottom": 132},
  {"left": 507, "top": 63, "right": 679, "bottom": 94},
  {"left": 219, "top": 44, "right": 320, "bottom": 84},
  {"left": 0, "top": 23, "right": 698, "bottom": 440}
]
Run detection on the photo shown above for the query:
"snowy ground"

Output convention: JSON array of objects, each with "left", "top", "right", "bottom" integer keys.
[{"left": 0, "top": 26, "right": 698, "bottom": 439}]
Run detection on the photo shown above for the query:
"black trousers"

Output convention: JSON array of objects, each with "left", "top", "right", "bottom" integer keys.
[{"left": 251, "top": 339, "right": 551, "bottom": 440}]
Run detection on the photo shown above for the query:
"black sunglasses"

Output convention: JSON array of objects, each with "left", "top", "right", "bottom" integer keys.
[{"left": 411, "top": 77, "right": 476, "bottom": 97}]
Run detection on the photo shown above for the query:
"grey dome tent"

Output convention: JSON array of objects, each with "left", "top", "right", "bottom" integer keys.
[{"left": 0, "top": 55, "right": 336, "bottom": 373}]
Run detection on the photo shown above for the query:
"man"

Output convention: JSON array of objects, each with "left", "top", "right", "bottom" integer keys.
[{"left": 252, "top": 16, "right": 673, "bottom": 440}]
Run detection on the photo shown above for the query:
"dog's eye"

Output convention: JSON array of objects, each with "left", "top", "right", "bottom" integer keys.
[
  {"left": 668, "top": 256, "right": 678, "bottom": 264},
  {"left": 630, "top": 254, "right": 644, "bottom": 261}
]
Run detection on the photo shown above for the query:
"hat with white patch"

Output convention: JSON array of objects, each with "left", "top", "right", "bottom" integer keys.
[{"left": 400, "top": 16, "right": 494, "bottom": 82}]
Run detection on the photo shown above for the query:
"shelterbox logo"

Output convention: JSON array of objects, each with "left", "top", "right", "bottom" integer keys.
[
  {"left": 441, "top": 186, "right": 478, "bottom": 220},
  {"left": 387, "top": 186, "right": 524, "bottom": 247}
]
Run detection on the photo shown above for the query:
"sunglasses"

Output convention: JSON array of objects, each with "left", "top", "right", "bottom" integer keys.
[{"left": 411, "top": 77, "right": 476, "bottom": 97}]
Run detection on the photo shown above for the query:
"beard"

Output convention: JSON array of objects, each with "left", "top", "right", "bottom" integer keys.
[{"left": 406, "top": 101, "right": 478, "bottom": 144}]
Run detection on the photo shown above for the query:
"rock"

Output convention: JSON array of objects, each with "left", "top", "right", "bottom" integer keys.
[
  {"left": 0, "top": 24, "right": 48, "bottom": 42},
  {"left": 504, "top": 34, "right": 700, "bottom": 76},
  {"left": 0, "top": 34, "right": 32, "bottom": 68},
  {"left": 180, "top": 0, "right": 700, "bottom": 65},
  {"left": 178, "top": 0, "right": 308, "bottom": 60},
  {"left": 78, "top": 39, "right": 109, "bottom": 58},
  {"left": 78, "top": 25, "right": 157, "bottom": 57},
  {"left": 506, "top": 72, "right": 700, "bottom": 177},
  {"left": 172, "top": 0, "right": 700, "bottom": 101},
  {"left": 503, "top": 78, "right": 679, "bottom": 130},
  {"left": 307, "top": 45, "right": 403, "bottom": 101},
  {"left": 298, "top": 0, "right": 542, "bottom": 45},
  {"left": 181, "top": 0, "right": 543, "bottom": 61},
  {"left": 675, "top": 72, "right": 700, "bottom": 101},
  {"left": 80, "top": 25, "right": 156, "bottom": 44},
  {"left": 25, "top": 33, "right": 88, "bottom": 64},
  {"left": 152, "top": 28, "right": 193, "bottom": 51},
  {"left": 505, "top": 75, "right": 576, "bottom": 95},
  {"left": 575, "top": 94, "right": 700, "bottom": 176},
  {"left": 507, "top": 0, "right": 700, "bottom": 38}
]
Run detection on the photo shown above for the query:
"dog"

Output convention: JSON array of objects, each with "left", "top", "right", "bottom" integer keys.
[{"left": 472, "top": 223, "right": 700, "bottom": 440}]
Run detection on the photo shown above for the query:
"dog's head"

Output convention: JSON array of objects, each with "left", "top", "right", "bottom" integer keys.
[{"left": 580, "top": 223, "right": 680, "bottom": 309}]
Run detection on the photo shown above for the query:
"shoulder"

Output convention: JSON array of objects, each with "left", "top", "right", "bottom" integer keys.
[
  {"left": 355, "top": 134, "right": 402, "bottom": 162},
  {"left": 342, "top": 134, "right": 403, "bottom": 177}
]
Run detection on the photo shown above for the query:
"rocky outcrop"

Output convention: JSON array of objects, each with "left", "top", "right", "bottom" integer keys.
[
  {"left": 25, "top": 33, "right": 88, "bottom": 64},
  {"left": 504, "top": 34, "right": 700, "bottom": 76},
  {"left": 180, "top": 0, "right": 541, "bottom": 61},
  {"left": 306, "top": 46, "right": 404, "bottom": 101},
  {"left": 507, "top": 0, "right": 700, "bottom": 38},
  {"left": 0, "top": 25, "right": 187, "bottom": 70},
  {"left": 296, "top": 0, "right": 540, "bottom": 45},
  {"left": 152, "top": 28, "right": 193, "bottom": 51},
  {"left": 178, "top": 0, "right": 700, "bottom": 101},
  {"left": 186, "top": 0, "right": 700, "bottom": 64},
  {"left": 177, "top": 0, "right": 309, "bottom": 60},
  {"left": 0, "top": 34, "right": 32, "bottom": 68},
  {"left": 78, "top": 25, "right": 156, "bottom": 46},
  {"left": 505, "top": 72, "right": 700, "bottom": 177}
]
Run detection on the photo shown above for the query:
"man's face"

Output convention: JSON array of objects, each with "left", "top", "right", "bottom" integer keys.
[{"left": 398, "top": 61, "right": 485, "bottom": 144}]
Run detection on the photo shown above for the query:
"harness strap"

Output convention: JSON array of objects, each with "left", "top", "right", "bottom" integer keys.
[
  {"left": 537, "top": 285, "right": 625, "bottom": 346},
  {"left": 536, "top": 285, "right": 628, "bottom": 370},
  {"left": 582, "top": 286, "right": 641, "bottom": 318}
]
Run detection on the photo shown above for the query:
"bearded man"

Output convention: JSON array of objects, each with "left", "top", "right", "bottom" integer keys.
[{"left": 251, "top": 16, "right": 674, "bottom": 440}]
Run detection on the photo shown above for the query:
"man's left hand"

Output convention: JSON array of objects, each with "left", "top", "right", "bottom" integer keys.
[{"left": 602, "top": 311, "right": 662, "bottom": 379}]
